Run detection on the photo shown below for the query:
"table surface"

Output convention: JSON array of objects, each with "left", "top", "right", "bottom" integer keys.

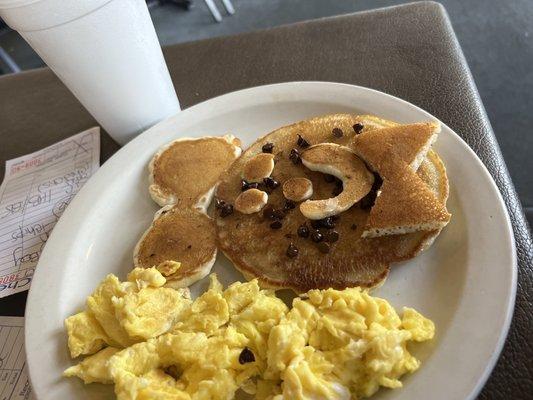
[{"left": 0, "top": 2, "right": 531, "bottom": 398}]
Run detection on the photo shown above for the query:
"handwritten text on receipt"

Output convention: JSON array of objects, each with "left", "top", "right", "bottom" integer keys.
[{"left": 0, "top": 128, "right": 100, "bottom": 298}]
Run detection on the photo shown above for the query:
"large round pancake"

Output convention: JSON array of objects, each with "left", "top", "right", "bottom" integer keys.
[{"left": 215, "top": 114, "right": 448, "bottom": 292}]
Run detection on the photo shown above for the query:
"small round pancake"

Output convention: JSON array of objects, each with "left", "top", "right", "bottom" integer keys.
[
  {"left": 215, "top": 114, "right": 449, "bottom": 292},
  {"left": 134, "top": 206, "right": 217, "bottom": 288},
  {"left": 149, "top": 135, "right": 241, "bottom": 211}
]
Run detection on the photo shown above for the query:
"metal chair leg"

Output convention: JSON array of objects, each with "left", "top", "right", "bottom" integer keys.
[
  {"left": 204, "top": 0, "right": 222, "bottom": 22},
  {"left": 0, "top": 46, "right": 21, "bottom": 73},
  {"left": 220, "top": 0, "right": 235, "bottom": 15}
]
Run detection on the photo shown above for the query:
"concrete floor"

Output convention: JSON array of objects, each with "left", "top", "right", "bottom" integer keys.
[{"left": 1, "top": 0, "right": 532, "bottom": 227}]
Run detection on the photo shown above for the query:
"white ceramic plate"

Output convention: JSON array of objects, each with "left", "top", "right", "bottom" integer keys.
[{"left": 25, "top": 82, "right": 516, "bottom": 400}]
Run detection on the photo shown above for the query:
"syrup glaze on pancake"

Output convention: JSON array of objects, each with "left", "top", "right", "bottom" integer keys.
[{"left": 215, "top": 114, "right": 449, "bottom": 292}]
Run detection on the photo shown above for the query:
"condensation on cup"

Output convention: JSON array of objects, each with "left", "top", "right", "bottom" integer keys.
[{"left": 0, "top": 0, "right": 181, "bottom": 145}]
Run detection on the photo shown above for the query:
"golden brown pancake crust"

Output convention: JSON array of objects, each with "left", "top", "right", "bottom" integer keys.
[
  {"left": 135, "top": 207, "right": 216, "bottom": 284},
  {"left": 150, "top": 137, "right": 240, "bottom": 208},
  {"left": 215, "top": 114, "right": 449, "bottom": 292},
  {"left": 351, "top": 124, "right": 450, "bottom": 236}
]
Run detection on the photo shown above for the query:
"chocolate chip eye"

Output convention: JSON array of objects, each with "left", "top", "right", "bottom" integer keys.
[
  {"left": 296, "top": 134, "right": 310, "bottom": 148},
  {"left": 353, "top": 123, "right": 364, "bottom": 134},
  {"left": 239, "top": 347, "right": 255, "bottom": 364},
  {"left": 332, "top": 128, "right": 343, "bottom": 138},
  {"left": 262, "top": 142, "right": 274, "bottom": 153}
]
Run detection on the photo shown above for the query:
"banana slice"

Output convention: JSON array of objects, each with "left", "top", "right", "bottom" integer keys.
[
  {"left": 242, "top": 153, "right": 275, "bottom": 182},
  {"left": 300, "top": 143, "right": 374, "bottom": 219},
  {"left": 235, "top": 188, "right": 268, "bottom": 214},
  {"left": 283, "top": 177, "right": 313, "bottom": 202}
]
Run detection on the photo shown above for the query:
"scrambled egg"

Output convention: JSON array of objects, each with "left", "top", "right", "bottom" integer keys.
[{"left": 64, "top": 268, "right": 434, "bottom": 400}]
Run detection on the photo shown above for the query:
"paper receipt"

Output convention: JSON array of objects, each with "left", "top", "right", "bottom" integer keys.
[
  {"left": 0, "top": 128, "right": 100, "bottom": 298},
  {"left": 0, "top": 316, "right": 33, "bottom": 400}
]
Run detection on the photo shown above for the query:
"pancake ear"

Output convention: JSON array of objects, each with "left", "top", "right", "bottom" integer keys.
[{"left": 149, "top": 135, "right": 242, "bottom": 209}]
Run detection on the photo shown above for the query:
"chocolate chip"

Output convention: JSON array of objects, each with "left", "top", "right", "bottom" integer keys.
[
  {"left": 263, "top": 176, "right": 280, "bottom": 190},
  {"left": 360, "top": 191, "right": 377, "bottom": 210},
  {"left": 297, "top": 224, "right": 310, "bottom": 238},
  {"left": 284, "top": 200, "right": 296, "bottom": 211},
  {"left": 310, "top": 220, "right": 322, "bottom": 229},
  {"left": 325, "top": 231, "right": 339, "bottom": 243},
  {"left": 149, "top": 253, "right": 155, "bottom": 257},
  {"left": 324, "top": 174, "right": 335, "bottom": 183},
  {"left": 262, "top": 205, "right": 275, "bottom": 219},
  {"left": 350, "top": 223, "right": 357, "bottom": 230},
  {"left": 332, "top": 127, "right": 344, "bottom": 138},
  {"left": 270, "top": 220, "right": 282, "bottom": 229},
  {"left": 219, "top": 203, "right": 233, "bottom": 217},
  {"left": 317, "top": 242, "right": 330, "bottom": 253},
  {"left": 289, "top": 148, "right": 302, "bottom": 164},
  {"left": 241, "top": 179, "right": 250, "bottom": 191},
  {"left": 297, "top": 134, "right": 310, "bottom": 148},
  {"left": 262, "top": 142, "right": 274, "bottom": 153},
  {"left": 353, "top": 123, "right": 364, "bottom": 134},
  {"left": 321, "top": 217, "right": 335, "bottom": 229},
  {"left": 311, "top": 217, "right": 335, "bottom": 229},
  {"left": 215, "top": 198, "right": 226, "bottom": 209},
  {"left": 272, "top": 210, "right": 285, "bottom": 220},
  {"left": 311, "top": 230, "right": 323, "bottom": 242},
  {"left": 286, "top": 243, "right": 299, "bottom": 258},
  {"left": 239, "top": 347, "right": 255, "bottom": 364},
  {"left": 187, "top": 244, "right": 192, "bottom": 249}
]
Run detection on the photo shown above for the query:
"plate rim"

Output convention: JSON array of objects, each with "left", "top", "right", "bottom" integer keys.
[{"left": 25, "top": 81, "right": 517, "bottom": 400}]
